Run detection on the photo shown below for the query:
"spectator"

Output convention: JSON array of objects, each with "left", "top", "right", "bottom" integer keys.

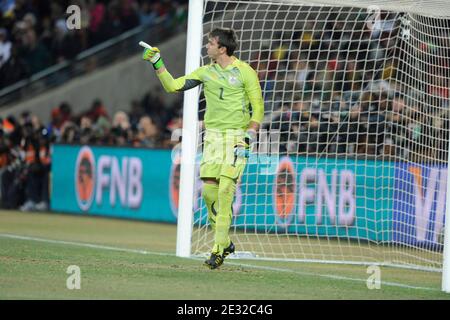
[
  {"left": 112, "top": 110, "right": 131, "bottom": 146},
  {"left": 113, "top": 110, "right": 131, "bottom": 131},
  {"left": 1, "top": 146, "right": 26, "bottom": 209},
  {"left": 19, "top": 125, "right": 50, "bottom": 212},
  {"left": 0, "top": 28, "right": 12, "bottom": 68},
  {"left": 0, "top": 0, "right": 189, "bottom": 89},
  {"left": 60, "top": 121, "right": 79, "bottom": 144},
  {"left": 95, "top": 114, "right": 112, "bottom": 144},
  {"left": 128, "top": 100, "right": 145, "bottom": 128},
  {"left": 86, "top": 99, "right": 109, "bottom": 122},
  {"left": 163, "top": 113, "right": 183, "bottom": 148},
  {"left": 118, "top": 0, "right": 140, "bottom": 31},
  {"left": 139, "top": 1, "right": 158, "bottom": 26},
  {"left": 0, "top": 44, "right": 29, "bottom": 87},
  {"left": 95, "top": 2, "right": 123, "bottom": 43},
  {"left": 286, "top": 53, "right": 311, "bottom": 92},
  {"left": 18, "top": 27, "right": 52, "bottom": 75},
  {"left": 137, "top": 115, "right": 159, "bottom": 148},
  {"left": 52, "top": 19, "right": 84, "bottom": 62},
  {"left": 77, "top": 115, "right": 92, "bottom": 144}
]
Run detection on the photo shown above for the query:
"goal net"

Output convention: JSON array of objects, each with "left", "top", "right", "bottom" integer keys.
[{"left": 186, "top": 0, "right": 450, "bottom": 271}]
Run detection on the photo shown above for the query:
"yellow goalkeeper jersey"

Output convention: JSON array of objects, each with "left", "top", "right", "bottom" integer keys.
[{"left": 157, "top": 57, "right": 264, "bottom": 131}]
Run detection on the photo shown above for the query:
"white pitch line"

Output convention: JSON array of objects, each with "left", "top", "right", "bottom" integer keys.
[
  {"left": 223, "top": 262, "right": 439, "bottom": 292},
  {"left": 0, "top": 233, "right": 172, "bottom": 257},
  {"left": 0, "top": 233, "right": 440, "bottom": 292}
]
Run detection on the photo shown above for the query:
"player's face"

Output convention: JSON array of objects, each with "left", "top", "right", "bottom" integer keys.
[{"left": 206, "top": 37, "right": 224, "bottom": 60}]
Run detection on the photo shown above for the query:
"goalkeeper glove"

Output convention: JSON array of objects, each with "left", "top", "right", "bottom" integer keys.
[
  {"left": 142, "top": 47, "right": 164, "bottom": 70},
  {"left": 234, "top": 130, "right": 257, "bottom": 159}
]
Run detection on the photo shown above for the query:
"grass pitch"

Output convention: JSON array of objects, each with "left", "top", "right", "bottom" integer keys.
[{"left": 0, "top": 210, "right": 449, "bottom": 300}]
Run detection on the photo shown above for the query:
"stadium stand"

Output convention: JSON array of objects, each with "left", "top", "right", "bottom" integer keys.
[{"left": 0, "top": 0, "right": 188, "bottom": 88}]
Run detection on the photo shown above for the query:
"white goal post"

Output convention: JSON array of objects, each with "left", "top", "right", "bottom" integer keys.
[{"left": 176, "top": 0, "right": 450, "bottom": 292}]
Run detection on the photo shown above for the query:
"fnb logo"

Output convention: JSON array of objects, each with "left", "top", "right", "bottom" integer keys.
[
  {"left": 409, "top": 166, "right": 446, "bottom": 242},
  {"left": 273, "top": 157, "right": 297, "bottom": 227},
  {"left": 272, "top": 158, "right": 356, "bottom": 228},
  {"left": 74, "top": 146, "right": 143, "bottom": 211},
  {"left": 75, "top": 146, "right": 95, "bottom": 211}
]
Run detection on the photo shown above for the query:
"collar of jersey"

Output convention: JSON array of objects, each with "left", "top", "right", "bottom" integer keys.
[{"left": 212, "top": 56, "right": 238, "bottom": 71}]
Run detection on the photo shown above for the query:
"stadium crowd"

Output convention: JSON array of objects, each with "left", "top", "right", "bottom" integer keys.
[
  {"left": 0, "top": 0, "right": 188, "bottom": 89},
  {"left": 254, "top": 13, "right": 450, "bottom": 163}
]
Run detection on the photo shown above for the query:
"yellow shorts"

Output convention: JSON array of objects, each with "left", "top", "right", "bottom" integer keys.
[{"left": 200, "top": 129, "right": 247, "bottom": 181}]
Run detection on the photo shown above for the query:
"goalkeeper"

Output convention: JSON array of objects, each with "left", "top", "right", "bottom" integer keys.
[{"left": 142, "top": 28, "right": 264, "bottom": 269}]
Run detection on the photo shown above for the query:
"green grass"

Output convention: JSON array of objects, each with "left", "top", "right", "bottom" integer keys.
[{"left": 0, "top": 210, "right": 449, "bottom": 299}]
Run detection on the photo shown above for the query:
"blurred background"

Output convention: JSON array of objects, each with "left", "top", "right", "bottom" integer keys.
[{"left": 0, "top": 0, "right": 188, "bottom": 212}]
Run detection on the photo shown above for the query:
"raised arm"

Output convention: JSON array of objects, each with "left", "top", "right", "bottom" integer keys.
[
  {"left": 142, "top": 46, "right": 203, "bottom": 93},
  {"left": 157, "top": 69, "right": 203, "bottom": 93}
]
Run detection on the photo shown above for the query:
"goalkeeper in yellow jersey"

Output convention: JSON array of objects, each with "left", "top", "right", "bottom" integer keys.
[{"left": 142, "top": 28, "right": 264, "bottom": 269}]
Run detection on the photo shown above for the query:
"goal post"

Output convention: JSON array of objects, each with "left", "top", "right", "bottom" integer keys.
[
  {"left": 444, "top": 146, "right": 450, "bottom": 291},
  {"left": 175, "top": 0, "right": 204, "bottom": 258},
  {"left": 176, "top": 0, "right": 450, "bottom": 292}
]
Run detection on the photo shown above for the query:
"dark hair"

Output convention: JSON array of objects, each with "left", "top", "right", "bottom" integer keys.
[{"left": 208, "top": 28, "right": 238, "bottom": 56}]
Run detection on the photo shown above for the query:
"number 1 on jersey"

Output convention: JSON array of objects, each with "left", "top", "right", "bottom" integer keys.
[{"left": 219, "top": 87, "right": 224, "bottom": 100}]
